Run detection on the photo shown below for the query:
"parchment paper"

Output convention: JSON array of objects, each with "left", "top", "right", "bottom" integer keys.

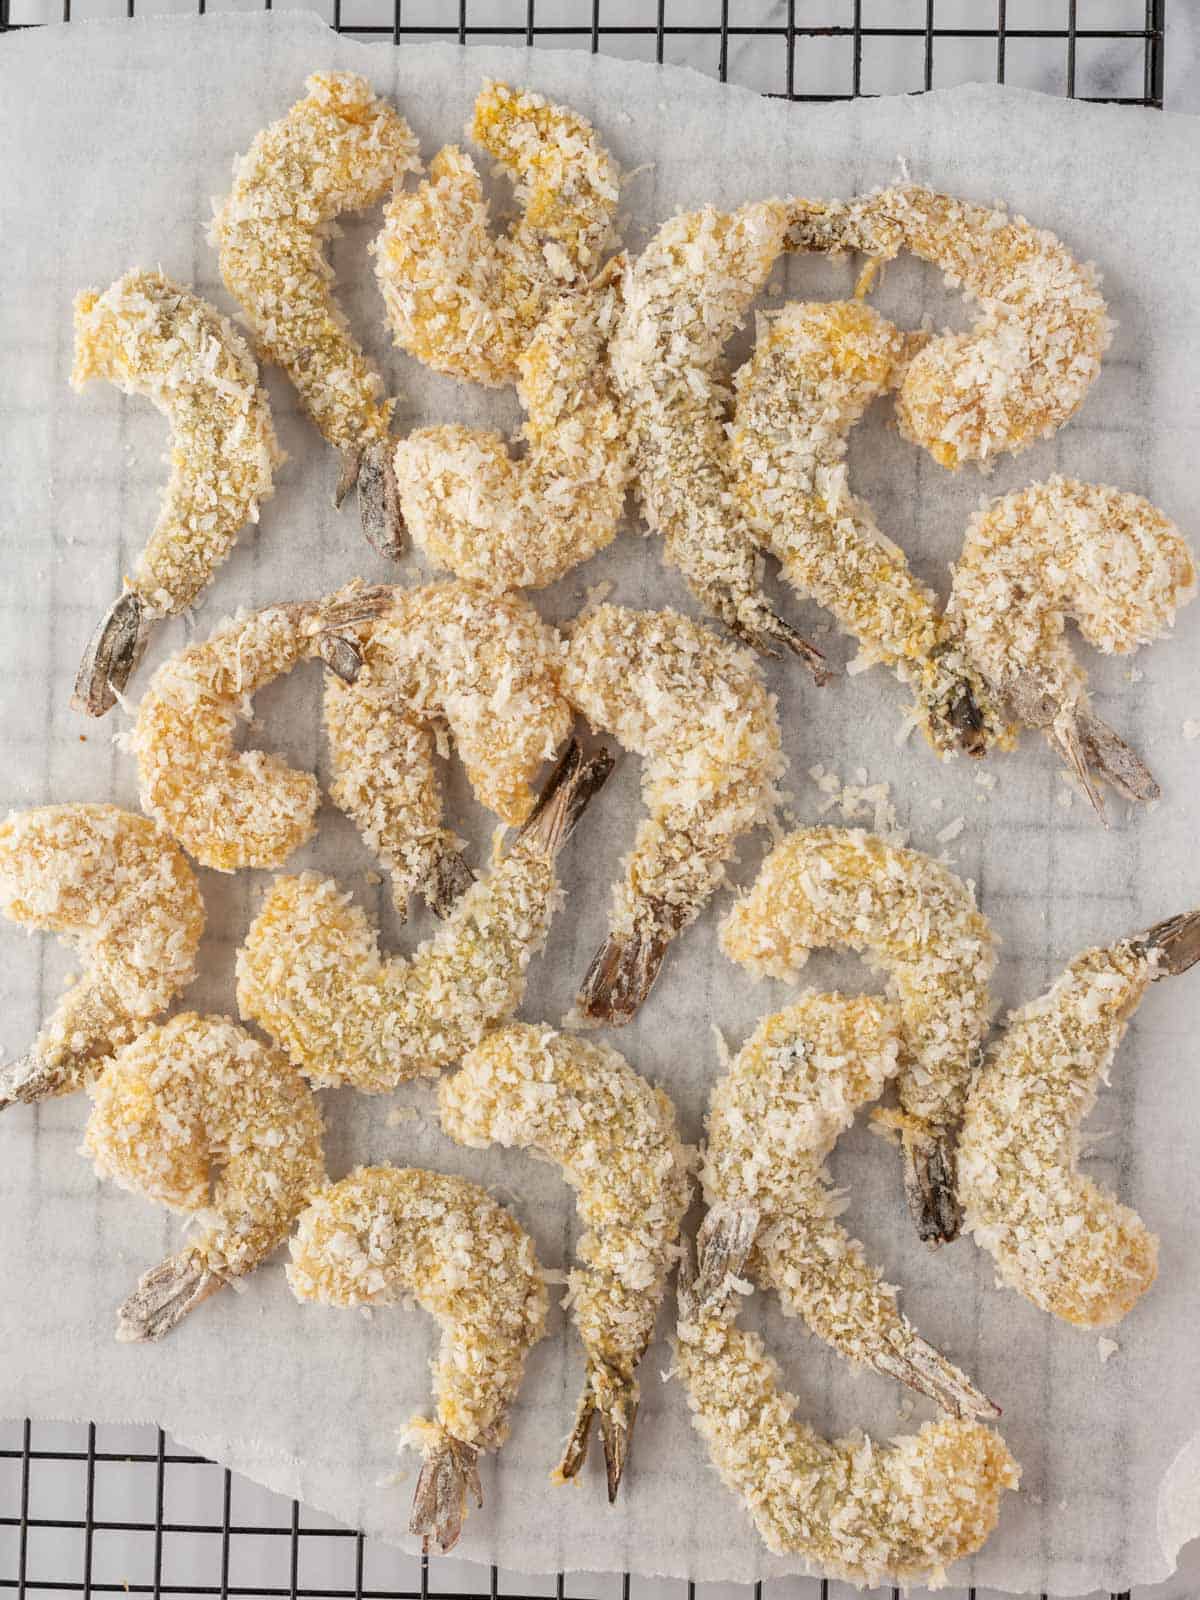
[{"left": 2, "top": 15, "right": 1199, "bottom": 1592}]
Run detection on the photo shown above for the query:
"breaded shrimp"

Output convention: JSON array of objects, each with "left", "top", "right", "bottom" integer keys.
[
  {"left": 288, "top": 1164, "right": 547, "bottom": 1553},
  {"left": 792, "top": 184, "right": 1112, "bottom": 468},
  {"left": 212, "top": 71, "right": 420, "bottom": 551},
  {"left": 674, "top": 1207, "right": 1019, "bottom": 1582},
  {"left": 0, "top": 806, "right": 204, "bottom": 1110},
  {"left": 731, "top": 298, "right": 1006, "bottom": 757},
  {"left": 70, "top": 270, "right": 283, "bottom": 716},
  {"left": 948, "top": 477, "right": 1196, "bottom": 817},
  {"left": 610, "top": 202, "right": 826, "bottom": 677},
  {"left": 562, "top": 604, "right": 785, "bottom": 1025},
  {"left": 84, "top": 1012, "right": 324, "bottom": 1341},
  {"left": 395, "top": 259, "right": 632, "bottom": 592},
  {"left": 131, "top": 591, "right": 376, "bottom": 874},
  {"left": 960, "top": 910, "right": 1200, "bottom": 1327},
  {"left": 720, "top": 827, "right": 996, "bottom": 1248},
  {"left": 373, "top": 80, "right": 619, "bottom": 388},
  {"left": 323, "top": 580, "right": 574, "bottom": 917},
  {"left": 703, "top": 997, "right": 997, "bottom": 1418},
  {"left": 237, "top": 739, "right": 612, "bottom": 1093},
  {"left": 439, "top": 1023, "right": 692, "bottom": 1499}
]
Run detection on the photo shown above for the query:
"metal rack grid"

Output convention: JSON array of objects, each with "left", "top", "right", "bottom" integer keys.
[{"left": 0, "top": 2, "right": 1168, "bottom": 1597}]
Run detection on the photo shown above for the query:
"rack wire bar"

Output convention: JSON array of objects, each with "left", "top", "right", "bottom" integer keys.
[{"left": 0, "top": 2, "right": 1168, "bottom": 1595}]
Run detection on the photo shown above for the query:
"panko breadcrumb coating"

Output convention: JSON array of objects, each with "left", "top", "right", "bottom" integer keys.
[
  {"left": 440, "top": 1023, "right": 692, "bottom": 1498},
  {"left": 395, "top": 259, "right": 632, "bottom": 592},
  {"left": 720, "top": 827, "right": 996, "bottom": 1247},
  {"left": 610, "top": 201, "right": 826, "bottom": 678},
  {"left": 133, "top": 601, "right": 336, "bottom": 873},
  {"left": 960, "top": 910, "right": 1200, "bottom": 1327},
  {"left": 674, "top": 1208, "right": 1018, "bottom": 1583},
  {"left": 323, "top": 580, "right": 574, "bottom": 918},
  {"left": 0, "top": 806, "right": 204, "bottom": 1110},
  {"left": 212, "top": 71, "right": 419, "bottom": 543},
  {"left": 795, "top": 184, "right": 1111, "bottom": 468},
  {"left": 949, "top": 477, "right": 1196, "bottom": 817},
  {"left": 237, "top": 739, "right": 611, "bottom": 1092},
  {"left": 288, "top": 1164, "right": 547, "bottom": 1553},
  {"left": 70, "top": 270, "right": 283, "bottom": 717},
  {"left": 731, "top": 298, "right": 1006, "bottom": 759},
  {"left": 85, "top": 1012, "right": 324, "bottom": 1341},
  {"left": 373, "top": 80, "right": 619, "bottom": 388},
  {"left": 562, "top": 604, "right": 785, "bottom": 1025},
  {"left": 704, "top": 997, "right": 997, "bottom": 1418}
]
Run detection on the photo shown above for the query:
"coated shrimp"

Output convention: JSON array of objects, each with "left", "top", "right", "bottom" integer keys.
[
  {"left": 132, "top": 590, "right": 377, "bottom": 875},
  {"left": 439, "top": 1022, "right": 692, "bottom": 1499},
  {"left": 322, "top": 580, "right": 574, "bottom": 917},
  {"left": 793, "top": 184, "right": 1112, "bottom": 468},
  {"left": 395, "top": 259, "right": 632, "bottom": 592},
  {"left": 674, "top": 1207, "right": 1019, "bottom": 1583},
  {"left": 84, "top": 1012, "right": 325, "bottom": 1341},
  {"left": 288, "top": 1164, "right": 547, "bottom": 1553},
  {"left": 730, "top": 298, "right": 1006, "bottom": 757},
  {"left": 373, "top": 80, "right": 619, "bottom": 388},
  {"left": 0, "top": 805, "right": 203, "bottom": 1110},
  {"left": 562, "top": 603, "right": 784, "bottom": 1025},
  {"left": 609, "top": 201, "right": 826, "bottom": 677},
  {"left": 720, "top": 827, "right": 996, "bottom": 1248},
  {"left": 959, "top": 909, "right": 1200, "bottom": 1327},
  {"left": 948, "top": 477, "right": 1196, "bottom": 817},
  {"left": 703, "top": 996, "right": 997, "bottom": 1418},
  {"left": 212, "top": 71, "right": 420, "bottom": 552},
  {"left": 70, "top": 270, "right": 283, "bottom": 716},
  {"left": 237, "top": 739, "right": 612, "bottom": 1093}
]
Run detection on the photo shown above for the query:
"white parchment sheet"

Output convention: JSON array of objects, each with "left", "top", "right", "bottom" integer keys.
[{"left": 2, "top": 14, "right": 1199, "bottom": 1592}]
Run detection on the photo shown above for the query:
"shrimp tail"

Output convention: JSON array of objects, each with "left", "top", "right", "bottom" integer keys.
[
  {"left": 729, "top": 609, "right": 830, "bottom": 687},
  {"left": 555, "top": 1364, "right": 639, "bottom": 1502},
  {"left": 873, "top": 1331, "right": 1000, "bottom": 1421},
  {"left": 314, "top": 631, "right": 365, "bottom": 684},
  {"left": 115, "top": 1249, "right": 221, "bottom": 1342},
  {"left": 408, "top": 1429, "right": 482, "bottom": 1555},
  {"left": 420, "top": 846, "right": 476, "bottom": 919},
  {"left": 574, "top": 920, "right": 674, "bottom": 1027},
  {"left": 0, "top": 1052, "right": 71, "bottom": 1110},
  {"left": 1137, "top": 909, "right": 1200, "bottom": 978},
  {"left": 902, "top": 1124, "right": 963, "bottom": 1248},
  {"left": 72, "top": 590, "right": 150, "bottom": 718},
  {"left": 1074, "top": 706, "right": 1161, "bottom": 806},
  {"left": 357, "top": 437, "right": 406, "bottom": 559},
  {"left": 515, "top": 738, "right": 614, "bottom": 858},
  {"left": 334, "top": 447, "right": 361, "bottom": 509},
  {"left": 678, "top": 1204, "right": 759, "bottom": 1326}
]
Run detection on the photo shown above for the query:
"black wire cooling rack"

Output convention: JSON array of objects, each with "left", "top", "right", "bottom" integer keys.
[{"left": 0, "top": 3, "right": 1169, "bottom": 1597}]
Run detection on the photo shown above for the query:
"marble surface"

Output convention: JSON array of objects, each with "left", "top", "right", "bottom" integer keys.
[{"left": 1, "top": 4, "right": 1196, "bottom": 1598}]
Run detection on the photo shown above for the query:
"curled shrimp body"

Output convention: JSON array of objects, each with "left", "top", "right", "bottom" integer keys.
[
  {"left": 948, "top": 477, "right": 1196, "bottom": 817},
  {"left": 439, "top": 1022, "right": 692, "bottom": 1499},
  {"left": 960, "top": 911, "right": 1200, "bottom": 1327},
  {"left": 212, "top": 72, "right": 420, "bottom": 551},
  {"left": 323, "top": 581, "right": 573, "bottom": 917},
  {"left": 132, "top": 595, "right": 366, "bottom": 874},
  {"left": 795, "top": 184, "right": 1111, "bottom": 469},
  {"left": 395, "top": 261, "right": 632, "bottom": 593},
  {"left": 0, "top": 806, "right": 204, "bottom": 1111},
  {"left": 70, "top": 271, "right": 284, "bottom": 716},
  {"left": 237, "top": 740, "right": 612, "bottom": 1093},
  {"left": 720, "top": 827, "right": 996, "bottom": 1249},
  {"left": 562, "top": 604, "right": 785, "bottom": 1025},
  {"left": 288, "top": 1164, "right": 547, "bottom": 1553},
  {"left": 373, "top": 80, "right": 619, "bottom": 389},
  {"left": 674, "top": 1208, "right": 1019, "bottom": 1582},
  {"left": 84, "top": 1012, "right": 325, "bottom": 1342},
  {"left": 610, "top": 202, "right": 825, "bottom": 678},
  {"left": 730, "top": 299, "right": 1005, "bottom": 758},
  {"left": 704, "top": 997, "right": 997, "bottom": 1419}
]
